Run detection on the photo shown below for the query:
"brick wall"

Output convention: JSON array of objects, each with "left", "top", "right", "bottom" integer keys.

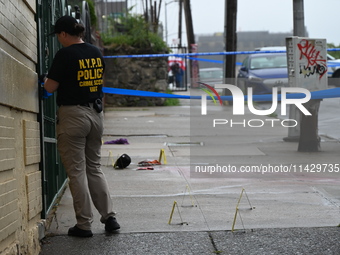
[{"left": 0, "top": 1, "right": 42, "bottom": 255}]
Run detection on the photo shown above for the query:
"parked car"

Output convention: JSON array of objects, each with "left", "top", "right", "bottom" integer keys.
[
  {"left": 326, "top": 54, "right": 340, "bottom": 86},
  {"left": 199, "top": 67, "right": 223, "bottom": 85},
  {"left": 237, "top": 53, "right": 288, "bottom": 95},
  {"left": 256, "top": 46, "right": 340, "bottom": 87}
]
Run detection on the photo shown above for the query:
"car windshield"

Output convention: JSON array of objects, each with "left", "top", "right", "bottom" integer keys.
[
  {"left": 250, "top": 55, "right": 287, "bottom": 70},
  {"left": 200, "top": 69, "right": 223, "bottom": 79},
  {"left": 327, "top": 54, "right": 336, "bottom": 60}
]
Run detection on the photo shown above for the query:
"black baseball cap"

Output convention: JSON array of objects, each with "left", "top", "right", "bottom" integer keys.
[
  {"left": 114, "top": 154, "right": 131, "bottom": 169},
  {"left": 49, "top": 15, "right": 78, "bottom": 35}
]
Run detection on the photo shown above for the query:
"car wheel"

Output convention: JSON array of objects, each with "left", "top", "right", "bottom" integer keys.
[{"left": 331, "top": 70, "right": 340, "bottom": 87}]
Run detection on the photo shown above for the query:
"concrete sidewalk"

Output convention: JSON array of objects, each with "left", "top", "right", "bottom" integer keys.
[{"left": 40, "top": 90, "right": 340, "bottom": 254}]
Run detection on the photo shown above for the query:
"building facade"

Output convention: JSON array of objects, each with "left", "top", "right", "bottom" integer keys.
[
  {"left": 0, "top": 1, "right": 42, "bottom": 254},
  {"left": 0, "top": 0, "right": 88, "bottom": 253}
]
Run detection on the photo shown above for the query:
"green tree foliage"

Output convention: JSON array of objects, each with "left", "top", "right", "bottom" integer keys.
[
  {"left": 86, "top": 0, "right": 97, "bottom": 27},
  {"left": 102, "top": 8, "right": 168, "bottom": 53}
]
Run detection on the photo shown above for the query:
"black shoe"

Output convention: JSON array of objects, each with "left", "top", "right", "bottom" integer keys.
[
  {"left": 105, "top": 217, "right": 120, "bottom": 232},
  {"left": 68, "top": 225, "right": 93, "bottom": 237}
]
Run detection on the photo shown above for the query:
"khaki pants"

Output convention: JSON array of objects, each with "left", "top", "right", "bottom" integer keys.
[{"left": 57, "top": 105, "right": 115, "bottom": 230}]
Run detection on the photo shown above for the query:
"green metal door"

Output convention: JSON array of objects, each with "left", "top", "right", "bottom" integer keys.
[
  {"left": 36, "top": 0, "right": 69, "bottom": 218},
  {"left": 36, "top": 0, "right": 94, "bottom": 218}
]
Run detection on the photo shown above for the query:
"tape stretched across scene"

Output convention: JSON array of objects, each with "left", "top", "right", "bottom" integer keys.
[
  {"left": 103, "top": 48, "right": 340, "bottom": 59},
  {"left": 103, "top": 48, "right": 340, "bottom": 101},
  {"left": 102, "top": 87, "right": 340, "bottom": 102},
  {"left": 104, "top": 49, "right": 340, "bottom": 65}
]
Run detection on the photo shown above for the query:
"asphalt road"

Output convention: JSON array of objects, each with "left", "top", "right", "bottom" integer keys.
[{"left": 257, "top": 96, "right": 340, "bottom": 141}]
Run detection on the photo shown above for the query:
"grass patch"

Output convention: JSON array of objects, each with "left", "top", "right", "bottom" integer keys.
[{"left": 163, "top": 89, "right": 180, "bottom": 106}]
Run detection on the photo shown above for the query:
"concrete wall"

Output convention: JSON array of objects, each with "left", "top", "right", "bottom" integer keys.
[{"left": 0, "top": 1, "right": 42, "bottom": 254}]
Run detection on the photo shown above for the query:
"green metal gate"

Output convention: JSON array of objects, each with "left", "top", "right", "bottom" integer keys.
[
  {"left": 36, "top": 0, "right": 93, "bottom": 218},
  {"left": 36, "top": 0, "right": 69, "bottom": 218}
]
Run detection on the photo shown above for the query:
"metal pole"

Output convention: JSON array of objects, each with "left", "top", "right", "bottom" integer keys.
[
  {"left": 293, "top": 0, "right": 305, "bottom": 37},
  {"left": 165, "top": 2, "right": 168, "bottom": 45},
  {"left": 165, "top": 1, "right": 178, "bottom": 45},
  {"left": 292, "top": 0, "right": 321, "bottom": 151}
]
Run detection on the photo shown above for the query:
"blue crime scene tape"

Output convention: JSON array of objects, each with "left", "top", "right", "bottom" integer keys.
[
  {"left": 41, "top": 49, "right": 340, "bottom": 100},
  {"left": 103, "top": 48, "right": 340, "bottom": 59},
  {"left": 104, "top": 49, "right": 340, "bottom": 66},
  {"left": 103, "top": 50, "right": 284, "bottom": 59},
  {"left": 102, "top": 86, "right": 340, "bottom": 102},
  {"left": 102, "top": 48, "right": 340, "bottom": 101}
]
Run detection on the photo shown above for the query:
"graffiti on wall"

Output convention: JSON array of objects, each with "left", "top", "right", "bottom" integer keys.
[{"left": 297, "top": 39, "right": 327, "bottom": 80}]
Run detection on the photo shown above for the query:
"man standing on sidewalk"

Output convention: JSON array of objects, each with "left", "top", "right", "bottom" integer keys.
[{"left": 44, "top": 15, "right": 120, "bottom": 237}]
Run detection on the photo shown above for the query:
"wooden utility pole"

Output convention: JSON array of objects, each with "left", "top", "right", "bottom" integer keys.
[
  {"left": 183, "top": 0, "right": 194, "bottom": 48},
  {"left": 145, "top": 0, "right": 149, "bottom": 23},
  {"left": 183, "top": 0, "right": 198, "bottom": 86},
  {"left": 223, "top": 0, "right": 237, "bottom": 103},
  {"left": 178, "top": 0, "right": 183, "bottom": 47},
  {"left": 224, "top": 0, "right": 237, "bottom": 81}
]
